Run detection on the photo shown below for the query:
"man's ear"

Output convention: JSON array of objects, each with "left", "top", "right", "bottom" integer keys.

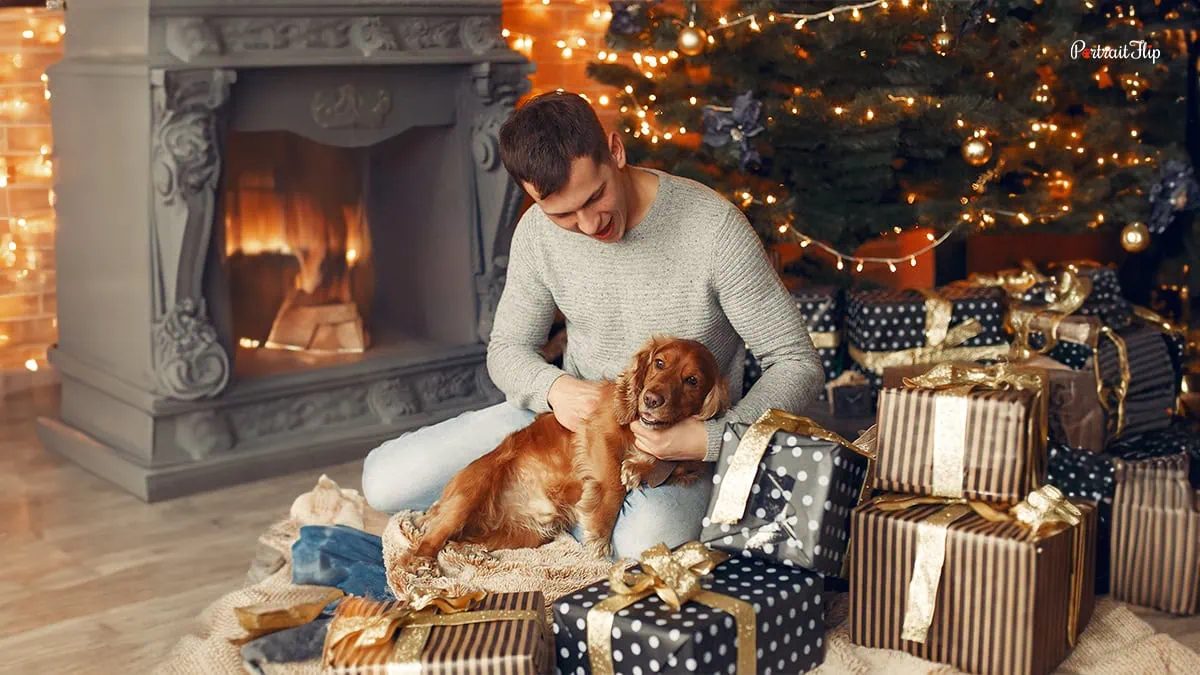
[
  {"left": 608, "top": 131, "right": 627, "bottom": 169},
  {"left": 698, "top": 377, "right": 730, "bottom": 421},
  {"left": 615, "top": 338, "right": 657, "bottom": 425}
]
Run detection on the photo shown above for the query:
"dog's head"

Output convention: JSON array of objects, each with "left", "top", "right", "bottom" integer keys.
[{"left": 615, "top": 337, "right": 730, "bottom": 428}]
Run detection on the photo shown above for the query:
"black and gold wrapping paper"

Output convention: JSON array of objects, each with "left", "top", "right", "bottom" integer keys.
[
  {"left": 874, "top": 363, "right": 1048, "bottom": 503},
  {"left": 1097, "top": 323, "right": 1177, "bottom": 437},
  {"left": 553, "top": 543, "right": 826, "bottom": 675},
  {"left": 849, "top": 490, "right": 1097, "bottom": 675},
  {"left": 1021, "top": 262, "right": 1133, "bottom": 330},
  {"left": 698, "top": 410, "right": 872, "bottom": 576},
  {"left": 321, "top": 592, "right": 553, "bottom": 675},
  {"left": 844, "top": 285, "right": 1010, "bottom": 398}
]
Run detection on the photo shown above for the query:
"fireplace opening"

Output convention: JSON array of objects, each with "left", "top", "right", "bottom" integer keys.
[
  {"left": 224, "top": 131, "right": 375, "bottom": 356},
  {"left": 220, "top": 123, "right": 481, "bottom": 381}
]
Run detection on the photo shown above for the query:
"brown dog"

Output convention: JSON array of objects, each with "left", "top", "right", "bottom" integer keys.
[{"left": 409, "top": 337, "right": 729, "bottom": 562}]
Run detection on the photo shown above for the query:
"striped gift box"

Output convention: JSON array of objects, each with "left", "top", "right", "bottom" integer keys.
[
  {"left": 1110, "top": 453, "right": 1200, "bottom": 615},
  {"left": 322, "top": 593, "right": 553, "bottom": 675},
  {"left": 849, "top": 498, "right": 1097, "bottom": 675},
  {"left": 874, "top": 386, "right": 1046, "bottom": 502},
  {"left": 1098, "top": 323, "right": 1177, "bottom": 439}
]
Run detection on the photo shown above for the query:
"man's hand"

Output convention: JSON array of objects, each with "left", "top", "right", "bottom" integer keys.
[
  {"left": 631, "top": 417, "right": 708, "bottom": 461},
  {"left": 547, "top": 375, "right": 604, "bottom": 432}
]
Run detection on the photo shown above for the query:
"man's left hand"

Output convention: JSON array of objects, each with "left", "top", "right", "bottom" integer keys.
[{"left": 631, "top": 417, "right": 708, "bottom": 461}]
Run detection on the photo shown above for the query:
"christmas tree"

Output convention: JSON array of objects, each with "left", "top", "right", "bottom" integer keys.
[{"left": 588, "top": 0, "right": 1199, "bottom": 286}]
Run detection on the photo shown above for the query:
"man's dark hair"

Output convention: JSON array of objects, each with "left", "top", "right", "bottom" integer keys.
[{"left": 498, "top": 91, "right": 611, "bottom": 199}]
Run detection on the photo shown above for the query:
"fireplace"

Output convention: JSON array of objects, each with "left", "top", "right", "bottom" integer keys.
[{"left": 37, "top": 0, "right": 534, "bottom": 501}]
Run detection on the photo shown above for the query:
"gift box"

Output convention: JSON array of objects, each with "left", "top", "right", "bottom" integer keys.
[
  {"left": 874, "top": 362, "right": 1048, "bottom": 502},
  {"left": 1021, "top": 262, "right": 1133, "bottom": 330},
  {"left": 844, "top": 285, "right": 1009, "bottom": 397},
  {"left": 1111, "top": 453, "right": 1200, "bottom": 614},
  {"left": 322, "top": 592, "right": 553, "bottom": 674},
  {"left": 554, "top": 542, "right": 826, "bottom": 675},
  {"left": 849, "top": 489, "right": 1097, "bottom": 675},
  {"left": 698, "top": 410, "right": 872, "bottom": 576},
  {"left": 1110, "top": 424, "right": 1200, "bottom": 485},
  {"left": 824, "top": 370, "right": 874, "bottom": 418},
  {"left": 1097, "top": 323, "right": 1177, "bottom": 438},
  {"left": 743, "top": 286, "right": 844, "bottom": 399},
  {"left": 883, "top": 356, "right": 1104, "bottom": 454}
]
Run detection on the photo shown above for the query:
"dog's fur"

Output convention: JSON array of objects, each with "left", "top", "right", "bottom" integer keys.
[{"left": 408, "top": 337, "right": 729, "bottom": 562}]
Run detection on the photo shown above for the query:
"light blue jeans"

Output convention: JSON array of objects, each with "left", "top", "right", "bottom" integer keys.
[{"left": 361, "top": 402, "right": 713, "bottom": 560}]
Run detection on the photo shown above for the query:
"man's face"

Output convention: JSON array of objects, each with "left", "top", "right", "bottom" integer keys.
[{"left": 524, "top": 136, "right": 630, "bottom": 243}]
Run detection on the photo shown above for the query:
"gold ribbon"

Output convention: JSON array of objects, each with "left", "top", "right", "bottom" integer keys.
[
  {"left": 962, "top": 260, "right": 1051, "bottom": 297},
  {"left": 849, "top": 289, "right": 1010, "bottom": 375},
  {"left": 322, "top": 591, "right": 543, "bottom": 670},
  {"left": 810, "top": 331, "right": 840, "bottom": 350},
  {"left": 586, "top": 542, "right": 756, "bottom": 675},
  {"left": 709, "top": 409, "right": 875, "bottom": 525},
  {"left": 1007, "top": 269, "right": 1094, "bottom": 358},
  {"left": 876, "top": 486, "right": 1088, "bottom": 646},
  {"left": 901, "top": 362, "right": 1048, "bottom": 499}
]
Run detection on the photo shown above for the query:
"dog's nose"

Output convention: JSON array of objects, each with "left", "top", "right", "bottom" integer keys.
[{"left": 643, "top": 391, "right": 663, "bottom": 409}]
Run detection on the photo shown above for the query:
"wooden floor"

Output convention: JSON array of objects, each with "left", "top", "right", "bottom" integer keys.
[{"left": 1, "top": 386, "right": 1198, "bottom": 674}]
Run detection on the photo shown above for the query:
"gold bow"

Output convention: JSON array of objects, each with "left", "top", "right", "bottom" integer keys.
[
  {"left": 902, "top": 360, "right": 1045, "bottom": 394},
  {"left": 322, "top": 591, "right": 542, "bottom": 670},
  {"left": 876, "top": 487, "right": 1089, "bottom": 647},
  {"left": 1008, "top": 268, "right": 1094, "bottom": 358},
  {"left": 963, "top": 260, "right": 1051, "bottom": 297},
  {"left": 849, "top": 289, "right": 1009, "bottom": 375},
  {"left": 587, "top": 542, "right": 756, "bottom": 675}
]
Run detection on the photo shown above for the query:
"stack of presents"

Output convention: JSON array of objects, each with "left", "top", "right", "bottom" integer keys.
[{"left": 232, "top": 260, "right": 1200, "bottom": 674}]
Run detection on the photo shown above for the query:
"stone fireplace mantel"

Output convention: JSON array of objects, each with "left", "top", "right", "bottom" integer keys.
[{"left": 39, "top": 0, "right": 535, "bottom": 501}]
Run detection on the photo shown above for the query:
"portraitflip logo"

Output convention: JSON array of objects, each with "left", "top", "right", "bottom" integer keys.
[{"left": 1070, "top": 39, "right": 1161, "bottom": 63}]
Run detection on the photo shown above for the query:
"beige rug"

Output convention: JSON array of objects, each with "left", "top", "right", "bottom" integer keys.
[{"left": 157, "top": 477, "right": 1200, "bottom": 675}]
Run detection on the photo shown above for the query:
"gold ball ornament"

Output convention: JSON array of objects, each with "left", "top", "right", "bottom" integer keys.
[
  {"left": 677, "top": 26, "right": 707, "bottom": 56},
  {"left": 933, "top": 31, "right": 954, "bottom": 55},
  {"left": 961, "top": 137, "right": 994, "bottom": 166},
  {"left": 1121, "top": 221, "right": 1150, "bottom": 253}
]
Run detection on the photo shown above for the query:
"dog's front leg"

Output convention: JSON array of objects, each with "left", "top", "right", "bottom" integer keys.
[{"left": 578, "top": 476, "right": 624, "bottom": 560}]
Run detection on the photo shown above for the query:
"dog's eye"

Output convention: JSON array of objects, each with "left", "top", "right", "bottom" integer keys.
[
  {"left": 685, "top": 376, "right": 698, "bottom": 386},
  {"left": 654, "top": 358, "right": 665, "bottom": 369}
]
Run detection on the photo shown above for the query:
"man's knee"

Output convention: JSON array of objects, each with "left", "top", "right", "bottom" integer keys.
[
  {"left": 610, "top": 484, "right": 711, "bottom": 560},
  {"left": 361, "top": 436, "right": 427, "bottom": 512}
]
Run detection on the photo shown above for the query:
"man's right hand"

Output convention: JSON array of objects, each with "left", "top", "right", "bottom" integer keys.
[{"left": 547, "top": 375, "right": 604, "bottom": 432}]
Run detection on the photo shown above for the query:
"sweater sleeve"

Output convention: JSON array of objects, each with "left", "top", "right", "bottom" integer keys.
[
  {"left": 701, "top": 206, "right": 826, "bottom": 461},
  {"left": 485, "top": 213, "right": 567, "bottom": 413}
]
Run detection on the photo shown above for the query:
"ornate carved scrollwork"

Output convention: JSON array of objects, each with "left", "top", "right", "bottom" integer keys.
[
  {"left": 366, "top": 378, "right": 421, "bottom": 423},
  {"left": 165, "top": 18, "right": 224, "bottom": 63},
  {"left": 175, "top": 409, "right": 235, "bottom": 460},
  {"left": 311, "top": 84, "right": 392, "bottom": 129},
  {"left": 459, "top": 16, "right": 500, "bottom": 55},
  {"left": 150, "top": 69, "right": 236, "bottom": 400}
]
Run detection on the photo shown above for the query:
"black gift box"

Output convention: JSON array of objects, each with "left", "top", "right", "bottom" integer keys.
[
  {"left": 553, "top": 555, "right": 826, "bottom": 675},
  {"left": 1099, "top": 323, "right": 1177, "bottom": 437},
  {"left": 844, "top": 285, "right": 1009, "bottom": 395},
  {"left": 1022, "top": 264, "right": 1133, "bottom": 330},
  {"left": 1047, "top": 428, "right": 1199, "bottom": 593},
  {"left": 827, "top": 379, "right": 874, "bottom": 418},
  {"left": 698, "top": 417, "right": 871, "bottom": 577}
]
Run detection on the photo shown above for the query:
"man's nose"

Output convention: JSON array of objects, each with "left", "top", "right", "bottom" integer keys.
[
  {"left": 642, "top": 391, "right": 663, "bottom": 409},
  {"left": 577, "top": 210, "right": 600, "bottom": 234}
]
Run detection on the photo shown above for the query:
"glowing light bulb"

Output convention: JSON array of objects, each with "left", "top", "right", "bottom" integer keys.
[
  {"left": 598, "top": 95, "right": 610, "bottom": 106},
  {"left": 910, "top": 257, "right": 917, "bottom": 267},
  {"left": 856, "top": 261, "right": 864, "bottom": 272},
  {"left": 778, "top": 225, "right": 789, "bottom": 234},
  {"left": 766, "top": 195, "right": 777, "bottom": 204},
  {"left": 888, "top": 262, "right": 897, "bottom": 272},
  {"left": 866, "top": 109, "right": 875, "bottom": 120},
  {"left": 1018, "top": 213, "right": 1031, "bottom": 225},
  {"left": 837, "top": 258, "right": 845, "bottom": 270},
  {"left": 834, "top": 106, "right": 844, "bottom": 115},
  {"left": 926, "top": 233, "right": 936, "bottom": 241},
  {"left": 625, "top": 85, "right": 633, "bottom": 94}
]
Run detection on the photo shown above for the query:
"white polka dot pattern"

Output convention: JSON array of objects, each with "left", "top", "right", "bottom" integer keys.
[
  {"left": 698, "top": 423, "right": 870, "bottom": 577},
  {"left": 742, "top": 287, "right": 844, "bottom": 400},
  {"left": 552, "top": 555, "right": 826, "bottom": 675}
]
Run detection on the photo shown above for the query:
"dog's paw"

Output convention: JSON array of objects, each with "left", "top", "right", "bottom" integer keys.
[
  {"left": 620, "top": 462, "right": 643, "bottom": 491},
  {"left": 583, "top": 536, "right": 613, "bottom": 561}
]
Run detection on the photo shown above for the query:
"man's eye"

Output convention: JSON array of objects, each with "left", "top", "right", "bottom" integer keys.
[
  {"left": 655, "top": 359, "right": 665, "bottom": 369},
  {"left": 685, "top": 376, "right": 698, "bottom": 386}
]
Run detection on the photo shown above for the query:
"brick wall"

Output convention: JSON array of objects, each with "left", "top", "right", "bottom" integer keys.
[{"left": 0, "top": 7, "right": 61, "bottom": 392}]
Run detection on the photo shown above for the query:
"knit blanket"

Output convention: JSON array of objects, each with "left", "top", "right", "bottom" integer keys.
[{"left": 156, "top": 476, "right": 1200, "bottom": 675}]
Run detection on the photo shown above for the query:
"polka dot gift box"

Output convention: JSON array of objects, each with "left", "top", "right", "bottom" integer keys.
[
  {"left": 698, "top": 410, "right": 872, "bottom": 577},
  {"left": 1021, "top": 262, "right": 1134, "bottom": 331},
  {"left": 552, "top": 545, "right": 826, "bottom": 675},
  {"left": 744, "top": 285, "right": 844, "bottom": 401},
  {"left": 844, "top": 285, "right": 1010, "bottom": 401}
]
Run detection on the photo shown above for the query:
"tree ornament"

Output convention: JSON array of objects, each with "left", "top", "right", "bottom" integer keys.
[
  {"left": 702, "top": 91, "right": 765, "bottom": 171},
  {"left": 1148, "top": 159, "right": 1200, "bottom": 234},
  {"left": 677, "top": 25, "right": 707, "bottom": 56},
  {"left": 608, "top": 1, "right": 661, "bottom": 37},
  {"left": 958, "top": 0, "right": 995, "bottom": 37},
  {"left": 1121, "top": 221, "right": 1150, "bottom": 253},
  {"left": 932, "top": 17, "right": 953, "bottom": 55},
  {"left": 961, "top": 137, "right": 993, "bottom": 166}
]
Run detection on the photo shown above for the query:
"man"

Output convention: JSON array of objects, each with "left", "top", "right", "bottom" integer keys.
[{"left": 362, "top": 91, "right": 824, "bottom": 559}]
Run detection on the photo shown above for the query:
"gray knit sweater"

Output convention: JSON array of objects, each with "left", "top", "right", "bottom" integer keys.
[{"left": 486, "top": 168, "right": 825, "bottom": 462}]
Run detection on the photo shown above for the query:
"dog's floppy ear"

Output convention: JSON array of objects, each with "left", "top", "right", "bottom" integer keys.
[
  {"left": 698, "top": 376, "right": 730, "bottom": 420},
  {"left": 615, "top": 338, "right": 658, "bottom": 426}
]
